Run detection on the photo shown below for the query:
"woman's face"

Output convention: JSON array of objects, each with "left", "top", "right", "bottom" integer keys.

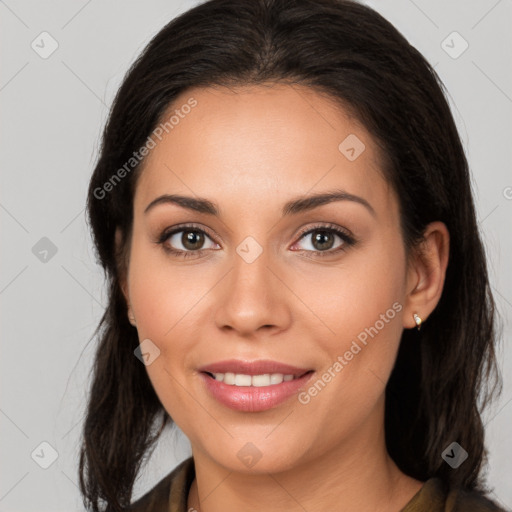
[{"left": 124, "top": 83, "right": 416, "bottom": 473}]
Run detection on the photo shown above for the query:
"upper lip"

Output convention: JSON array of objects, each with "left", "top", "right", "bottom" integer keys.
[{"left": 198, "top": 359, "right": 313, "bottom": 377}]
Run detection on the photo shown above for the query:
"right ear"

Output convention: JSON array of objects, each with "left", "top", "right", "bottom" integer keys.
[
  {"left": 115, "top": 228, "right": 136, "bottom": 326},
  {"left": 115, "top": 228, "right": 128, "bottom": 298}
]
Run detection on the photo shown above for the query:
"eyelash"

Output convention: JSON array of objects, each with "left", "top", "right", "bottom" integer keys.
[{"left": 157, "top": 222, "right": 356, "bottom": 259}]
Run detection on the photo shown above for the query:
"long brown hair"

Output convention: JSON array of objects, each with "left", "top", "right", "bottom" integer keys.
[{"left": 80, "top": 0, "right": 502, "bottom": 510}]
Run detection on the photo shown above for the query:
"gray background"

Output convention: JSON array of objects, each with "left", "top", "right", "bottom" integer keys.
[{"left": 1, "top": 0, "right": 511, "bottom": 510}]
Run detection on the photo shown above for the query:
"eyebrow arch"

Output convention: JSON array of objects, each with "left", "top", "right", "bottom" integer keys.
[
  {"left": 282, "top": 189, "right": 375, "bottom": 217},
  {"left": 144, "top": 189, "right": 376, "bottom": 217}
]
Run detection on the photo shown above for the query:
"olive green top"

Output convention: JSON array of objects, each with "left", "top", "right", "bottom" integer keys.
[{"left": 128, "top": 457, "right": 506, "bottom": 511}]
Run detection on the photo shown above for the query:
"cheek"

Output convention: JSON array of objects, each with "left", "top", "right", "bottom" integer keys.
[
  {"left": 126, "top": 233, "right": 226, "bottom": 412},
  {"left": 294, "top": 230, "right": 406, "bottom": 347},
  {"left": 128, "top": 236, "right": 209, "bottom": 342},
  {"left": 127, "top": 240, "right": 204, "bottom": 424},
  {"left": 295, "top": 232, "right": 407, "bottom": 405}
]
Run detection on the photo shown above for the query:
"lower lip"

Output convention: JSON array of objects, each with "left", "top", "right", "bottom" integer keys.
[{"left": 200, "top": 372, "right": 314, "bottom": 412}]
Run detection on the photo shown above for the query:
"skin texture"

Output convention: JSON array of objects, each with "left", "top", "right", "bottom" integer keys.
[{"left": 120, "top": 83, "right": 450, "bottom": 512}]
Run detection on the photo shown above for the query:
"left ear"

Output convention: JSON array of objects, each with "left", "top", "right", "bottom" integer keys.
[{"left": 403, "top": 221, "right": 450, "bottom": 329}]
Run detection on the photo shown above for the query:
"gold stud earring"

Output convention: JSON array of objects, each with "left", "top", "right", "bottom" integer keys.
[{"left": 413, "top": 313, "right": 422, "bottom": 331}]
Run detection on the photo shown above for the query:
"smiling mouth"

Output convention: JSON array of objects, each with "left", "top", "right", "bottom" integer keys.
[{"left": 203, "top": 370, "right": 313, "bottom": 387}]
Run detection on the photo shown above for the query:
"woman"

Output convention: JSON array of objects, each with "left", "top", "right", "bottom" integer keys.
[{"left": 79, "top": 0, "right": 506, "bottom": 510}]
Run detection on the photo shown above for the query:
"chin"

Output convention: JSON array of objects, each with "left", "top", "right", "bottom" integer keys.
[{"left": 202, "top": 438, "right": 308, "bottom": 475}]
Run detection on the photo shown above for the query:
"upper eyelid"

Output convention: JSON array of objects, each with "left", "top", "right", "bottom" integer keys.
[
  {"left": 161, "top": 223, "right": 217, "bottom": 242},
  {"left": 295, "top": 223, "right": 353, "bottom": 239}
]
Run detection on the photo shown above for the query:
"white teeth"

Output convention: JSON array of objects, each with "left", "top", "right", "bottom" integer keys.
[
  {"left": 235, "top": 374, "right": 252, "bottom": 386},
  {"left": 211, "top": 372, "right": 298, "bottom": 387},
  {"left": 224, "top": 372, "right": 236, "bottom": 385},
  {"left": 252, "top": 374, "right": 271, "bottom": 387}
]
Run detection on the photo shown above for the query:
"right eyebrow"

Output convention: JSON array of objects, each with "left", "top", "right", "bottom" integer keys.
[{"left": 144, "top": 194, "right": 218, "bottom": 215}]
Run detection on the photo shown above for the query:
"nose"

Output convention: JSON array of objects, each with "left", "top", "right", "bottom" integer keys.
[{"left": 213, "top": 244, "right": 292, "bottom": 337}]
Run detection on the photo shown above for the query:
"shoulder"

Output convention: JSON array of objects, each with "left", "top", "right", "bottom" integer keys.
[
  {"left": 402, "top": 478, "right": 508, "bottom": 512},
  {"left": 127, "top": 457, "right": 195, "bottom": 512}
]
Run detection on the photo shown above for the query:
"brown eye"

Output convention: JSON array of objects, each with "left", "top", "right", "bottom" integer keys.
[
  {"left": 290, "top": 224, "right": 357, "bottom": 258},
  {"left": 181, "top": 230, "right": 205, "bottom": 250},
  {"left": 310, "top": 230, "right": 336, "bottom": 251},
  {"left": 158, "top": 225, "right": 218, "bottom": 257}
]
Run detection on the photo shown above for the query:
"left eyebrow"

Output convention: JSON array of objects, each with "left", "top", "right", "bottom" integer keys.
[
  {"left": 282, "top": 189, "right": 376, "bottom": 217},
  {"left": 144, "top": 189, "right": 376, "bottom": 218}
]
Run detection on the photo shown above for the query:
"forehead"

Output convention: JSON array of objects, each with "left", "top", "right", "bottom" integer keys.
[{"left": 134, "top": 83, "right": 396, "bottom": 220}]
